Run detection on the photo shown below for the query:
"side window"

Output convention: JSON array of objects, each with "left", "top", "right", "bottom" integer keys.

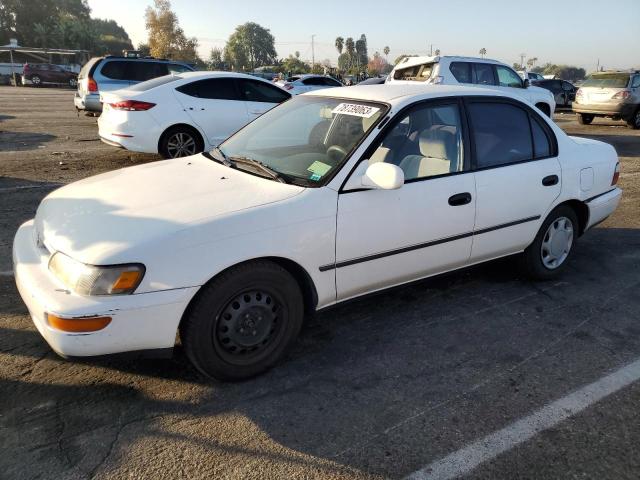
[
  {"left": 449, "top": 62, "right": 472, "bottom": 83},
  {"left": 325, "top": 77, "right": 342, "bottom": 86},
  {"left": 631, "top": 76, "right": 640, "bottom": 88},
  {"left": 239, "top": 79, "right": 289, "bottom": 103},
  {"left": 176, "top": 78, "right": 240, "bottom": 100},
  {"left": 562, "top": 81, "right": 573, "bottom": 91},
  {"left": 468, "top": 102, "right": 533, "bottom": 168},
  {"left": 472, "top": 63, "right": 496, "bottom": 85},
  {"left": 100, "top": 61, "right": 129, "bottom": 80},
  {"left": 496, "top": 66, "right": 524, "bottom": 88},
  {"left": 368, "top": 102, "right": 465, "bottom": 181},
  {"left": 303, "top": 77, "right": 321, "bottom": 86},
  {"left": 530, "top": 114, "right": 552, "bottom": 159},
  {"left": 168, "top": 63, "right": 191, "bottom": 74},
  {"left": 131, "top": 62, "right": 168, "bottom": 81}
]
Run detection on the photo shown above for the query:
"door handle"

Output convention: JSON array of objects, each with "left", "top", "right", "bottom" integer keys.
[
  {"left": 448, "top": 192, "right": 472, "bottom": 206},
  {"left": 542, "top": 175, "right": 559, "bottom": 186},
  {"left": 250, "top": 110, "right": 264, "bottom": 115}
]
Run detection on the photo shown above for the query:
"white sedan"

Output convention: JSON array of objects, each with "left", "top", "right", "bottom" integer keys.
[
  {"left": 14, "top": 84, "right": 621, "bottom": 380},
  {"left": 275, "top": 74, "right": 343, "bottom": 95},
  {"left": 98, "top": 71, "right": 291, "bottom": 158}
]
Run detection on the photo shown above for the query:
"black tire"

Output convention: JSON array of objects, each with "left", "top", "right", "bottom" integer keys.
[
  {"left": 180, "top": 261, "right": 304, "bottom": 381},
  {"left": 159, "top": 125, "right": 204, "bottom": 159},
  {"left": 536, "top": 103, "right": 551, "bottom": 117},
  {"left": 577, "top": 113, "right": 594, "bottom": 125},
  {"left": 30, "top": 75, "right": 41, "bottom": 86},
  {"left": 625, "top": 108, "right": 640, "bottom": 130},
  {"left": 520, "top": 205, "right": 579, "bottom": 281}
]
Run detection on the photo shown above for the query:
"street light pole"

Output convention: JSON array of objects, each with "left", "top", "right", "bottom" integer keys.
[{"left": 311, "top": 34, "right": 315, "bottom": 71}]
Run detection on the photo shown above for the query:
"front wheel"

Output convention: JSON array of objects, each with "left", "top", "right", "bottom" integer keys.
[
  {"left": 577, "top": 113, "right": 594, "bottom": 125},
  {"left": 520, "top": 206, "right": 578, "bottom": 280},
  {"left": 180, "top": 261, "right": 304, "bottom": 381},
  {"left": 69, "top": 77, "right": 77, "bottom": 88},
  {"left": 30, "top": 75, "right": 41, "bottom": 86}
]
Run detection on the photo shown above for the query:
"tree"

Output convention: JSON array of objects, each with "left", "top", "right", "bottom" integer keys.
[
  {"left": 355, "top": 34, "right": 368, "bottom": 69},
  {"left": 137, "top": 42, "right": 151, "bottom": 57},
  {"left": 534, "top": 63, "right": 586, "bottom": 82},
  {"left": 479, "top": 47, "right": 486, "bottom": 59},
  {"left": 208, "top": 47, "right": 225, "bottom": 70},
  {"left": 224, "top": 22, "right": 277, "bottom": 71},
  {"left": 383, "top": 46, "right": 390, "bottom": 58},
  {"left": 367, "top": 51, "right": 389, "bottom": 76},
  {"left": 281, "top": 53, "right": 309, "bottom": 75},
  {"left": 145, "top": 0, "right": 200, "bottom": 62},
  {"left": 434, "top": 49, "right": 441, "bottom": 56},
  {"left": 394, "top": 54, "right": 416, "bottom": 65},
  {"left": 335, "top": 37, "right": 344, "bottom": 55}
]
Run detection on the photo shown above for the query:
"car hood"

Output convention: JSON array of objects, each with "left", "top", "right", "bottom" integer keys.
[{"left": 35, "top": 154, "right": 304, "bottom": 264}]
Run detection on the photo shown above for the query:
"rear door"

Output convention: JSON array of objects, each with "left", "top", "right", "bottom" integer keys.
[
  {"left": 465, "top": 98, "right": 561, "bottom": 262},
  {"left": 174, "top": 77, "right": 249, "bottom": 146},
  {"left": 237, "top": 78, "right": 290, "bottom": 121}
]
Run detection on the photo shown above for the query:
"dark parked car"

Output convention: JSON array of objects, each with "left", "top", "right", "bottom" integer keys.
[
  {"left": 74, "top": 56, "right": 195, "bottom": 113},
  {"left": 532, "top": 79, "right": 576, "bottom": 108},
  {"left": 22, "top": 63, "right": 78, "bottom": 88}
]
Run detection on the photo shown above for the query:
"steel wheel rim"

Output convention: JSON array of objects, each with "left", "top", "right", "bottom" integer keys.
[
  {"left": 32, "top": 76, "right": 40, "bottom": 85},
  {"left": 166, "top": 132, "right": 196, "bottom": 158},
  {"left": 540, "top": 216, "right": 573, "bottom": 269},
  {"left": 213, "top": 289, "right": 285, "bottom": 365}
]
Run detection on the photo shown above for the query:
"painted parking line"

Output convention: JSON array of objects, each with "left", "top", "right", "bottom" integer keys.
[{"left": 405, "top": 356, "right": 640, "bottom": 480}]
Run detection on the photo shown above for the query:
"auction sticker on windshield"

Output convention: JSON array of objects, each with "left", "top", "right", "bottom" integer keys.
[{"left": 332, "top": 103, "right": 380, "bottom": 118}]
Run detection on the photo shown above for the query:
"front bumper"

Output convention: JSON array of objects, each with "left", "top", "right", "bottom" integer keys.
[
  {"left": 572, "top": 102, "right": 636, "bottom": 119},
  {"left": 74, "top": 92, "right": 102, "bottom": 112},
  {"left": 13, "top": 220, "right": 198, "bottom": 357},
  {"left": 586, "top": 187, "right": 622, "bottom": 230}
]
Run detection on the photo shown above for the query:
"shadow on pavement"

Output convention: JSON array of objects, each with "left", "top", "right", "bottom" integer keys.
[{"left": 0, "top": 131, "right": 56, "bottom": 151}]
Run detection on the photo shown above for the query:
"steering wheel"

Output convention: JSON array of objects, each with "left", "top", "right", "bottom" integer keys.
[{"left": 326, "top": 145, "right": 348, "bottom": 165}]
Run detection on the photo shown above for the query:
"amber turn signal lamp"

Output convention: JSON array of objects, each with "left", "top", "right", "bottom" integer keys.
[
  {"left": 47, "top": 314, "right": 112, "bottom": 333},
  {"left": 111, "top": 270, "right": 142, "bottom": 293}
]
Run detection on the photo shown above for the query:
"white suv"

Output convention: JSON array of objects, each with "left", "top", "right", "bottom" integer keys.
[{"left": 387, "top": 56, "right": 555, "bottom": 116}]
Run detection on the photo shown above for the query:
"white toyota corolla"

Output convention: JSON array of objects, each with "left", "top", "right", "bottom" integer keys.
[{"left": 14, "top": 84, "right": 621, "bottom": 380}]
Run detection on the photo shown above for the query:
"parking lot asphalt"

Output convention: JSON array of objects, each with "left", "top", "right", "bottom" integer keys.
[{"left": 1, "top": 86, "right": 639, "bottom": 480}]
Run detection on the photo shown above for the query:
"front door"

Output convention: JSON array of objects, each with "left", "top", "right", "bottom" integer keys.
[
  {"left": 335, "top": 100, "right": 476, "bottom": 300},
  {"left": 237, "top": 78, "right": 290, "bottom": 122}
]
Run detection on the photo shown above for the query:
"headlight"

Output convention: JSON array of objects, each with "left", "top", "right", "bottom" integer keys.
[{"left": 48, "top": 252, "right": 145, "bottom": 295}]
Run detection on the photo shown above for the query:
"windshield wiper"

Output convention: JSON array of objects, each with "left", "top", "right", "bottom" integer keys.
[
  {"left": 229, "top": 156, "right": 287, "bottom": 183},
  {"left": 210, "top": 147, "right": 233, "bottom": 167}
]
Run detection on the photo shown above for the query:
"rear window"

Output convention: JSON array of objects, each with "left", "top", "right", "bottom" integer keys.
[
  {"left": 128, "top": 75, "right": 181, "bottom": 92},
  {"left": 450, "top": 62, "right": 472, "bottom": 83},
  {"left": 583, "top": 74, "right": 630, "bottom": 88},
  {"left": 78, "top": 58, "right": 101, "bottom": 79},
  {"left": 393, "top": 62, "right": 434, "bottom": 81}
]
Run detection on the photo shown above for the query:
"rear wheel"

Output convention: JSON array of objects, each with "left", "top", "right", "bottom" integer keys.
[
  {"left": 520, "top": 205, "right": 578, "bottom": 280},
  {"left": 69, "top": 77, "right": 77, "bottom": 88},
  {"left": 30, "top": 75, "right": 41, "bottom": 86},
  {"left": 626, "top": 108, "right": 640, "bottom": 130},
  {"left": 577, "top": 113, "right": 594, "bottom": 125},
  {"left": 181, "top": 261, "right": 304, "bottom": 381},
  {"left": 159, "top": 125, "right": 204, "bottom": 159}
]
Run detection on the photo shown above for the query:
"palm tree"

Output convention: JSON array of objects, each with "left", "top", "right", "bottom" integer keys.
[
  {"left": 383, "top": 46, "right": 390, "bottom": 58},
  {"left": 335, "top": 37, "right": 344, "bottom": 55},
  {"left": 345, "top": 37, "right": 355, "bottom": 69},
  {"left": 479, "top": 48, "right": 486, "bottom": 59}
]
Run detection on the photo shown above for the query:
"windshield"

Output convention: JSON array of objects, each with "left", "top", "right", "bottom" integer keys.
[
  {"left": 393, "top": 62, "right": 435, "bottom": 81},
  {"left": 583, "top": 74, "right": 630, "bottom": 88},
  {"left": 218, "top": 96, "right": 387, "bottom": 186},
  {"left": 128, "top": 74, "right": 181, "bottom": 91}
]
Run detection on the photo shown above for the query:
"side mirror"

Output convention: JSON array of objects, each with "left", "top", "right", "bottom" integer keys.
[
  {"left": 361, "top": 162, "right": 404, "bottom": 190},
  {"left": 523, "top": 79, "right": 530, "bottom": 88}
]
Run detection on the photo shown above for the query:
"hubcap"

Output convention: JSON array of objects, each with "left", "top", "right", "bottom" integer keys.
[
  {"left": 541, "top": 216, "right": 573, "bottom": 269},
  {"left": 166, "top": 132, "right": 196, "bottom": 158},
  {"left": 32, "top": 76, "right": 40, "bottom": 84},
  {"left": 214, "top": 290, "right": 282, "bottom": 362}
]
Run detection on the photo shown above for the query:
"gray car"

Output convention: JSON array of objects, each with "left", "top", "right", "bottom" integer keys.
[
  {"left": 572, "top": 70, "right": 640, "bottom": 129},
  {"left": 74, "top": 56, "right": 194, "bottom": 113}
]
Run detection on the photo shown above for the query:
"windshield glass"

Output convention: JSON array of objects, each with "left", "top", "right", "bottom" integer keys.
[
  {"left": 218, "top": 96, "right": 387, "bottom": 186},
  {"left": 128, "top": 74, "right": 180, "bottom": 91},
  {"left": 393, "top": 62, "right": 435, "bottom": 81},
  {"left": 583, "top": 74, "right": 630, "bottom": 88}
]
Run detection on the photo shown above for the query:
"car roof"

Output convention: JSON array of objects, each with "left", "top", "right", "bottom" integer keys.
[
  {"left": 305, "top": 83, "right": 516, "bottom": 106},
  {"left": 394, "top": 55, "right": 504, "bottom": 70},
  {"left": 100, "top": 56, "right": 190, "bottom": 65},
  {"left": 175, "top": 71, "right": 272, "bottom": 81}
]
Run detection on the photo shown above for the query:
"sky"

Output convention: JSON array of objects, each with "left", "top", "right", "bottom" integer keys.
[{"left": 87, "top": 0, "right": 640, "bottom": 72}]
